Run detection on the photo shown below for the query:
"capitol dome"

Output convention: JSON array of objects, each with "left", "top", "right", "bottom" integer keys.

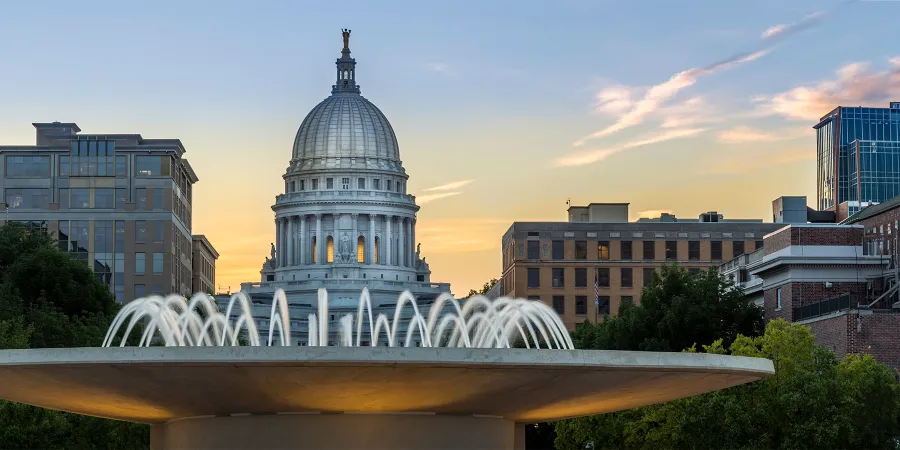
[{"left": 288, "top": 33, "right": 403, "bottom": 174}]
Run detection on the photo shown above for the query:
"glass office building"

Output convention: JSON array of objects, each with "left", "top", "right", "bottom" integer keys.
[{"left": 815, "top": 103, "right": 900, "bottom": 210}]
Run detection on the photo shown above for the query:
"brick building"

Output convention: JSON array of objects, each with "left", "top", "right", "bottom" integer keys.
[
  {"left": 721, "top": 222, "right": 900, "bottom": 371},
  {"left": 501, "top": 202, "right": 782, "bottom": 330}
]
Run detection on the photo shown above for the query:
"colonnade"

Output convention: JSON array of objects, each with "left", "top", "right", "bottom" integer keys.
[{"left": 273, "top": 213, "right": 416, "bottom": 268}]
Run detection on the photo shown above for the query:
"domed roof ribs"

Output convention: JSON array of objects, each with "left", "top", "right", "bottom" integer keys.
[{"left": 332, "top": 29, "right": 361, "bottom": 95}]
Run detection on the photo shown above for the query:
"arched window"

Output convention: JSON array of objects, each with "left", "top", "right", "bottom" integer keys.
[
  {"left": 374, "top": 237, "right": 380, "bottom": 264},
  {"left": 357, "top": 236, "right": 365, "bottom": 263},
  {"left": 312, "top": 236, "right": 317, "bottom": 263},
  {"left": 326, "top": 236, "right": 334, "bottom": 263}
]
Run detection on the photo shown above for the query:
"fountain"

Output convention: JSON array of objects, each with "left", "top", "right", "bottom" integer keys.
[
  {"left": 102, "top": 288, "right": 574, "bottom": 349},
  {"left": 0, "top": 289, "right": 775, "bottom": 450}
]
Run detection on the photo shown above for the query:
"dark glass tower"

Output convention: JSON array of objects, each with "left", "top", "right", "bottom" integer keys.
[{"left": 815, "top": 103, "right": 900, "bottom": 211}]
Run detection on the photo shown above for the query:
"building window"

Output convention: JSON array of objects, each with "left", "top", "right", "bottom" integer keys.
[
  {"left": 299, "top": 180, "right": 306, "bottom": 191},
  {"left": 153, "top": 189, "right": 164, "bottom": 209},
  {"left": 597, "top": 241, "right": 610, "bottom": 260},
  {"left": 597, "top": 268, "right": 610, "bottom": 287},
  {"left": 711, "top": 241, "right": 723, "bottom": 260},
  {"left": 373, "top": 236, "right": 379, "bottom": 264},
  {"left": 58, "top": 188, "right": 69, "bottom": 209},
  {"left": 621, "top": 296, "right": 634, "bottom": 306},
  {"left": 134, "top": 284, "right": 145, "bottom": 299},
  {"left": 776, "top": 288, "right": 782, "bottom": 311},
  {"left": 373, "top": 179, "right": 381, "bottom": 190},
  {"left": 754, "top": 240, "right": 764, "bottom": 251},
  {"left": 621, "top": 241, "right": 632, "bottom": 260},
  {"left": 386, "top": 180, "right": 393, "bottom": 191},
  {"left": 4, "top": 188, "right": 49, "bottom": 209},
  {"left": 59, "top": 156, "right": 70, "bottom": 177},
  {"left": 115, "top": 188, "right": 127, "bottom": 209},
  {"left": 135, "top": 155, "right": 163, "bottom": 177},
  {"left": 153, "top": 253, "right": 163, "bottom": 274},
  {"left": 665, "top": 241, "right": 677, "bottom": 260},
  {"left": 575, "top": 268, "right": 587, "bottom": 287},
  {"left": 643, "top": 241, "right": 656, "bottom": 260},
  {"left": 312, "top": 179, "right": 319, "bottom": 190},
  {"left": 94, "top": 188, "right": 115, "bottom": 209},
  {"left": 5, "top": 155, "right": 50, "bottom": 178},
  {"left": 527, "top": 241, "right": 540, "bottom": 259},
  {"left": 643, "top": 267, "right": 655, "bottom": 287},
  {"left": 551, "top": 268, "right": 565, "bottom": 288},
  {"left": 733, "top": 241, "right": 745, "bottom": 257},
  {"left": 527, "top": 268, "right": 540, "bottom": 288},
  {"left": 115, "top": 155, "right": 127, "bottom": 177},
  {"left": 69, "top": 188, "right": 90, "bottom": 208},
  {"left": 312, "top": 236, "right": 317, "bottom": 263},
  {"left": 136, "top": 189, "right": 147, "bottom": 209},
  {"left": 621, "top": 268, "right": 633, "bottom": 288},
  {"left": 342, "top": 177, "right": 350, "bottom": 189},
  {"left": 575, "top": 241, "right": 587, "bottom": 259},
  {"left": 326, "top": 236, "right": 335, "bottom": 262},
  {"left": 597, "top": 296, "right": 610, "bottom": 315},
  {"left": 153, "top": 221, "right": 165, "bottom": 242},
  {"left": 357, "top": 237, "right": 365, "bottom": 263},
  {"left": 689, "top": 268, "right": 701, "bottom": 274},
  {"left": 326, "top": 178, "right": 334, "bottom": 189},
  {"left": 688, "top": 241, "right": 700, "bottom": 260},
  {"left": 136, "top": 221, "right": 147, "bottom": 242},
  {"left": 71, "top": 141, "right": 116, "bottom": 176},
  {"left": 575, "top": 296, "right": 587, "bottom": 315},
  {"left": 551, "top": 240, "right": 564, "bottom": 260},
  {"left": 358, "top": 178, "right": 365, "bottom": 189},
  {"left": 552, "top": 296, "right": 565, "bottom": 315},
  {"left": 135, "top": 253, "right": 146, "bottom": 274}
]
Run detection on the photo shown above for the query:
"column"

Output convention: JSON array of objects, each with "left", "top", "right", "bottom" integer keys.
[
  {"left": 385, "top": 215, "right": 392, "bottom": 266},
  {"left": 275, "top": 218, "right": 281, "bottom": 268},
  {"left": 333, "top": 214, "right": 341, "bottom": 263},
  {"left": 299, "top": 215, "right": 306, "bottom": 265},
  {"left": 315, "top": 213, "right": 323, "bottom": 265},
  {"left": 411, "top": 219, "right": 417, "bottom": 266},
  {"left": 287, "top": 216, "right": 294, "bottom": 267},
  {"left": 398, "top": 217, "right": 405, "bottom": 267},
  {"left": 351, "top": 213, "right": 359, "bottom": 263},
  {"left": 369, "top": 214, "right": 376, "bottom": 264}
]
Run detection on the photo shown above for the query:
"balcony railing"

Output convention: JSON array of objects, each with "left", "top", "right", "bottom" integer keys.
[
  {"left": 719, "top": 248, "right": 765, "bottom": 272},
  {"left": 275, "top": 190, "right": 416, "bottom": 205},
  {"left": 240, "top": 278, "right": 450, "bottom": 292},
  {"left": 793, "top": 293, "right": 853, "bottom": 321}
]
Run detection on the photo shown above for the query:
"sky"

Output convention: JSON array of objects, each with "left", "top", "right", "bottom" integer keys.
[{"left": 1, "top": 0, "right": 899, "bottom": 295}]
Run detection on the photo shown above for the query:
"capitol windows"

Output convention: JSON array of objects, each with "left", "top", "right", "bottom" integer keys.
[
  {"left": 358, "top": 178, "right": 365, "bottom": 189},
  {"left": 374, "top": 237, "right": 380, "bottom": 263},
  {"left": 342, "top": 177, "right": 350, "bottom": 189},
  {"left": 290, "top": 181, "right": 296, "bottom": 192},
  {"left": 386, "top": 180, "right": 393, "bottom": 191},
  {"left": 326, "top": 178, "right": 334, "bottom": 189},
  {"left": 312, "top": 236, "right": 318, "bottom": 263},
  {"left": 373, "top": 179, "right": 381, "bottom": 190},
  {"left": 326, "top": 236, "right": 335, "bottom": 263},
  {"left": 357, "top": 237, "right": 365, "bottom": 263},
  {"left": 312, "top": 179, "right": 319, "bottom": 190},
  {"left": 299, "top": 180, "right": 306, "bottom": 191}
]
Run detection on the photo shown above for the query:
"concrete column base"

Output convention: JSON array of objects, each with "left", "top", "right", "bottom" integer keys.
[{"left": 151, "top": 413, "right": 518, "bottom": 450}]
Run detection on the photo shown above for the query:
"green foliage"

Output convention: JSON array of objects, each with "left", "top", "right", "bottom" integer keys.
[
  {"left": 467, "top": 278, "right": 499, "bottom": 298},
  {"left": 555, "top": 320, "right": 900, "bottom": 449},
  {"left": 0, "top": 223, "right": 150, "bottom": 449},
  {"left": 573, "top": 265, "right": 764, "bottom": 352}
]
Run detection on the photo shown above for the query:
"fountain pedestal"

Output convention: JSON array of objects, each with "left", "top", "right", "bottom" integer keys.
[{"left": 151, "top": 414, "right": 522, "bottom": 450}]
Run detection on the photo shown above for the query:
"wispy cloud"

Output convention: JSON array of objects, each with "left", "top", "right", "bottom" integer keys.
[
  {"left": 417, "top": 192, "right": 461, "bottom": 205},
  {"left": 423, "top": 179, "right": 474, "bottom": 192},
  {"left": 716, "top": 126, "right": 809, "bottom": 144},
  {"left": 756, "top": 57, "right": 900, "bottom": 121},
  {"left": 425, "top": 63, "right": 450, "bottom": 73},
  {"left": 556, "top": 128, "right": 706, "bottom": 167},
  {"left": 573, "top": 8, "right": 830, "bottom": 147}
]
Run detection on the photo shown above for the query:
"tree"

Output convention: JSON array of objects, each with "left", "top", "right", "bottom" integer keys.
[
  {"left": 0, "top": 223, "right": 150, "bottom": 449},
  {"left": 467, "top": 278, "right": 499, "bottom": 298},
  {"left": 555, "top": 320, "right": 900, "bottom": 449},
  {"left": 573, "top": 264, "right": 763, "bottom": 352}
]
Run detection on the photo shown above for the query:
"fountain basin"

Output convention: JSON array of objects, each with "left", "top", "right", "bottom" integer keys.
[{"left": 0, "top": 346, "right": 773, "bottom": 449}]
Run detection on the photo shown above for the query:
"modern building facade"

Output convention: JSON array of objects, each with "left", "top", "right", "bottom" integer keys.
[
  {"left": 720, "top": 222, "right": 900, "bottom": 371},
  {"left": 501, "top": 202, "right": 783, "bottom": 330},
  {"left": 815, "top": 102, "right": 900, "bottom": 217},
  {"left": 191, "top": 235, "right": 219, "bottom": 295},
  {"left": 0, "top": 122, "right": 213, "bottom": 302},
  {"left": 218, "top": 30, "right": 451, "bottom": 346}
]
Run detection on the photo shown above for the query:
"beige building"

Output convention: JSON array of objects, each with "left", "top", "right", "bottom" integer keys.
[
  {"left": 0, "top": 122, "right": 215, "bottom": 302},
  {"left": 501, "top": 203, "right": 783, "bottom": 330},
  {"left": 191, "top": 235, "right": 219, "bottom": 295}
]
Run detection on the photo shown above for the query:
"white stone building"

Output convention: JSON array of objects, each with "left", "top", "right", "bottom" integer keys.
[{"left": 219, "top": 30, "right": 451, "bottom": 346}]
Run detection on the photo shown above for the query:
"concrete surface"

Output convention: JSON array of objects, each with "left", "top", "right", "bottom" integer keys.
[{"left": 0, "top": 346, "right": 772, "bottom": 425}]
